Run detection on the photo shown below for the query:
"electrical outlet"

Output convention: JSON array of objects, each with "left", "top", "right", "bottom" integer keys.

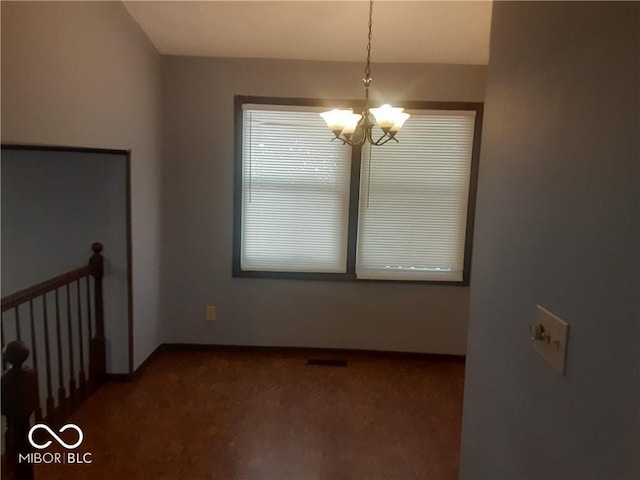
[
  {"left": 206, "top": 306, "right": 216, "bottom": 321},
  {"left": 531, "top": 305, "right": 569, "bottom": 374}
]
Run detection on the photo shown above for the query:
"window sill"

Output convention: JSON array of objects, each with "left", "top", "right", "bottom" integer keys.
[{"left": 232, "top": 268, "right": 469, "bottom": 286}]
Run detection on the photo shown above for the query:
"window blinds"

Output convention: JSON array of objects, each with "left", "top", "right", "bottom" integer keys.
[
  {"left": 356, "top": 110, "right": 476, "bottom": 281},
  {"left": 241, "top": 105, "right": 351, "bottom": 273}
]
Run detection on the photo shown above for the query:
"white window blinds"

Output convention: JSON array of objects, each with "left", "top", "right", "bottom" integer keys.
[
  {"left": 241, "top": 105, "right": 351, "bottom": 273},
  {"left": 356, "top": 110, "right": 476, "bottom": 281}
]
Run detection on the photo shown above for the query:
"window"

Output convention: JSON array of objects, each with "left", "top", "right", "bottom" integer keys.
[
  {"left": 233, "top": 96, "right": 482, "bottom": 284},
  {"left": 239, "top": 105, "right": 350, "bottom": 273}
]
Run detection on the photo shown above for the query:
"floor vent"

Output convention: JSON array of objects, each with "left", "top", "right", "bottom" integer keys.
[{"left": 307, "top": 359, "right": 348, "bottom": 367}]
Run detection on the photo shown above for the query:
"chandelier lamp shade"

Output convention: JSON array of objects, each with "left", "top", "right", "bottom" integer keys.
[{"left": 320, "top": 0, "right": 410, "bottom": 146}]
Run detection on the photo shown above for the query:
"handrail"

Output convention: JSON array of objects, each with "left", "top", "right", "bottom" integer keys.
[
  {"left": 1, "top": 266, "right": 91, "bottom": 312},
  {"left": 2, "top": 242, "right": 106, "bottom": 480}
]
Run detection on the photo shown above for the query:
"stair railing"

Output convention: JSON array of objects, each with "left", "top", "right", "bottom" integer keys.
[{"left": 1, "top": 243, "right": 106, "bottom": 480}]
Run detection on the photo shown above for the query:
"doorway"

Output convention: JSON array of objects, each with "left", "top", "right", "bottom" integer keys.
[{"left": 1, "top": 144, "right": 133, "bottom": 375}]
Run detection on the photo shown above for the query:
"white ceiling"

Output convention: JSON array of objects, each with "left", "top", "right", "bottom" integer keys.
[{"left": 124, "top": 1, "right": 492, "bottom": 65}]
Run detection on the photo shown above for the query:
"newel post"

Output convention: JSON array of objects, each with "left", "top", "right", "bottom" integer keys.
[
  {"left": 89, "top": 242, "right": 106, "bottom": 388},
  {"left": 1, "top": 341, "right": 38, "bottom": 480}
]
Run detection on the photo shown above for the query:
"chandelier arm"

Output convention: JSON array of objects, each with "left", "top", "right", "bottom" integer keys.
[
  {"left": 338, "top": 134, "right": 363, "bottom": 147},
  {"left": 371, "top": 132, "right": 398, "bottom": 146},
  {"left": 371, "top": 129, "right": 389, "bottom": 145},
  {"left": 350, "top": 115, "right": 369, "bottom": 147},
  {"left": 365, "top": 125, "right": 375, "bottom": 146}
]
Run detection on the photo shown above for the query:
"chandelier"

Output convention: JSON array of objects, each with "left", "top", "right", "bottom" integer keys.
[{"left": 320, "top": 0, "right": 410, "bottom": 146}]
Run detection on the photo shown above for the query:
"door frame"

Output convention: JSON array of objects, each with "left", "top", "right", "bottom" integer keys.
[{"left": 1, "top": 143, "right": 134, "bottom": 375}]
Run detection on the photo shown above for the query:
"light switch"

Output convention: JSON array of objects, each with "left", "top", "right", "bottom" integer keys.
[{"left": 531, "top": 305, "right": 569, "bottom": 374}]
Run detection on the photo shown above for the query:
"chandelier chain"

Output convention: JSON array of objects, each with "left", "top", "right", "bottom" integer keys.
[
  {"left": 320, "top": 0, "right": 408, "bottom": 147},
  {"left": 364, "top": 0, "right": 373, "bottom": 82}
]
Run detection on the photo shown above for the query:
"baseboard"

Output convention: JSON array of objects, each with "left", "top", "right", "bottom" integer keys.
[
  {"left": 104, "top": 344, "right": 164, "bottom": 383},
  {"left": 105, "top": 373, "right": 134, "bottom": 382},
  {"left": 160, "top": 343, "right": 466, "bottom": 363},
  {"left": 131, "top": 344, "right": 164, "bottom": 379},
  {"left": 122, "top": 343, "right": 464, "bottom": 384}
]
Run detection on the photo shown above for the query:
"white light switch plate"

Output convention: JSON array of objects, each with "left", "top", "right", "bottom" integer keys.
[{"left": 534, "top": 305, "right": 569, "bottom": 374}]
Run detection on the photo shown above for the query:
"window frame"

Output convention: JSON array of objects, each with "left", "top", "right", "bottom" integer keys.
[{"left": 233, "top": 95, "right": 483, "bottom": 286}]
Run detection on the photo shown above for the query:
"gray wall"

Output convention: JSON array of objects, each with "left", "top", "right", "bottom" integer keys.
[
  {"left": 1, "top": 1, "right": 163, "bottom": 369},
  {"left": 161, "top": 57, "right": 486, "bottom": 354},
  {"left": 1, "top": 149, "right": 129, "bottom": 374},
  {"left": 460, "top": 2, "right": 639, "bottom": 478}
]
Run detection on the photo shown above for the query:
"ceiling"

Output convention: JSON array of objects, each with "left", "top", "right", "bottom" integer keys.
[{"left": 124, "top": 1, "right": 492, "bottom": 65}]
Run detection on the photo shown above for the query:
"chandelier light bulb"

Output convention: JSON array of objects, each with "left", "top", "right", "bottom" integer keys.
[
  {"left": 370, "top": 104, "right": 404, "bottom": 130},
  {"left": 390, "top": 112, "right": 411, "bottom": 133},
  {"left": 341, "top": 113, "right": 363, "bottom": 135},
  {"left": 320, "top": 109, "right": 353, "bottom": 134}
]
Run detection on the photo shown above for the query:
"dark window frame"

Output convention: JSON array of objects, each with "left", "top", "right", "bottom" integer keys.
[{"left": 233, "top": 95, "right": 483, "bottom": 286}]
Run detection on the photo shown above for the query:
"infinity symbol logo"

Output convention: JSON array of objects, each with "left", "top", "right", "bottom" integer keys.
[{"left": 28, "top": 424, "right": 84, "bottom": 450}]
